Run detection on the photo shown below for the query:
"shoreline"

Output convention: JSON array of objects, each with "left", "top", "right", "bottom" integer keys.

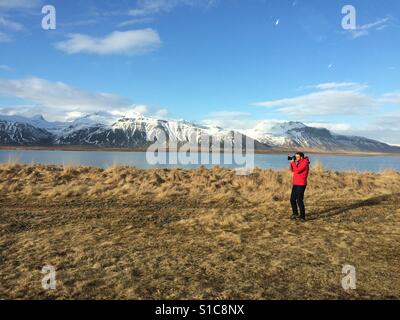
[{"left": 1, "top": 145, "right": 399, "bottom": 157}]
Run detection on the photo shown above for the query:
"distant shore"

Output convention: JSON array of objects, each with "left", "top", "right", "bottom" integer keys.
[{"left": 1, "top": 145, "right": 399, "bottom": 157}]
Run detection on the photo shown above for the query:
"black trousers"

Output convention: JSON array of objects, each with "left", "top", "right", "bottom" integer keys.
[{"left": 290, "top": 185, "right": 307, "bottom": 219}]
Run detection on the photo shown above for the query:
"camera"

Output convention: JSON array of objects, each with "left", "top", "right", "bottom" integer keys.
[{"left": 288, "top": 155, "right": 296, "bottom": 161}]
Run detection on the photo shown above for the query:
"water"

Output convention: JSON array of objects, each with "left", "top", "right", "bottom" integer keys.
[{"left": 0, "top": 149, "right": 399, "bottom": 172}]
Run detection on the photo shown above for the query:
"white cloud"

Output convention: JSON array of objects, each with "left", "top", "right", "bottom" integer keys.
[
  {"left": 209, "top": 111, "right": 251, "bottom": 118},
  {"left": 109, "top": 105, "right": 149, "bottom": 118},
  {"left": 334, "top": 114, "right": 400, "bottom": 145},
  {"left": 303, "top": 118, "right": 400, "bottom": 145},
  {"left": 129, "top": 0, "right": 216, "bottom": 17},
  {"left": 314, "top": 82, "right": 365, "bottom": 90},
  {"left": 0, "top": 0, "right": 40, "bottom": 9},
  {"left": 374, "top": 114, "right": 400, "bottom": 129},
  {"left": 0, "top": 77, "right": 168, "bottom": 121},
  {"left": 348, "top": 17, "right": 390, "bottom": 39},
  {"left": 0, "top": 16, "right": 26, "bottom": 43},
  {"left": 0, "top": 105, "right": 36, "bottom": 115},
  {"left": 0, "top": 77, "right": 132, "bottom": 111},
  {"left": 0, "top": 13, "right": 27, "bottom": 44},
  {"left": 117, "top": 17, "right": 155, "bottom": 28},
  {"left": 0, "top": 31, "right": 11, "bottom": 42},
  {"left": 304, "top": 122, "right": 352, "bottom": 132},
  {"left": 0, "top": 104, "right": 70, "bottom": 122},
  {"left": 380, "top": 92, "right": 400, "bottom": 105},
  {"left": 0, "top": 64, "right": 13, "bottom": 72},
  {"left": 58, "top": 19, "right": 98, "bottom": 28},
  {"left": 255, "top": 82, "right": 393, "bottom": 116},
  {"left": 254, "top": 89, "right": 378, "bottom": 116},
  {"left": 55, "top": 29, "right": 161, "bottom": 55},
  {"left": 65, "top": 111, "right": 85, "bottom": 121},
  {"left": 0, "top": 17, "right": 25, "bottom": 31},
  {"left": 154, "top": 108, "right": 168, "bottom": 118},
  {"left": 202, "top": 119, "right": 259, "bottom": 131}
]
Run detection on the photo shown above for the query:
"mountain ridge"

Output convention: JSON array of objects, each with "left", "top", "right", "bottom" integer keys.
[{"left": 0, "top": 113, "right": 399, "bottom": 153}]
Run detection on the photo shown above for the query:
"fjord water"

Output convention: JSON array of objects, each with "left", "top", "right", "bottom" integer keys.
[{"left": 0, "top": 150, "right": 399, "bottom": 172}]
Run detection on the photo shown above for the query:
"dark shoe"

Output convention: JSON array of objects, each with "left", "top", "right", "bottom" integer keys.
[
  {"left": 290, "top": 214, "right": 299, "bottom": 220},
  {"left": 299, "top": 217, "right": 306, "bottom": 223}
]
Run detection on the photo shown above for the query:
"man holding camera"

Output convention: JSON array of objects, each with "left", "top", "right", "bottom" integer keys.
[{"left": 289, "top": 152, "right": 310, "bottom": 222}]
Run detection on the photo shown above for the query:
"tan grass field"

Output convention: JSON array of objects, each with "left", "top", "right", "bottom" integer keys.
[{"left": 1, "top": 162, "right": 400, "bottom": 299}]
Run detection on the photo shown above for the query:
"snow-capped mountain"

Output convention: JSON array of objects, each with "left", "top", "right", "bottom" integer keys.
[
  {"left": 0, "top": 113, "right": 398, "bottom": 152},
  {"left": 0, "top": 119, "right": 54, "bottom": 146},
  {"left": 244, "top": 121, "right": 399, "bottom": 152},
  {"left": 244, "top": 121, "right": 307, "bottom": 147},
  {"left": 0, "top": 114, "right": 68, "bottom": 136},
  {"left": 44, "top": 112, "right": 261, "bottom": 149},
  {"left": 60, "top": 112, "right": 119, "bottom": 135}
]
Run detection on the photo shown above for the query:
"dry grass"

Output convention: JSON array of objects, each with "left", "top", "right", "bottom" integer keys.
[{"left": 0, "top": 163, "right": 400, "bottom": 299}]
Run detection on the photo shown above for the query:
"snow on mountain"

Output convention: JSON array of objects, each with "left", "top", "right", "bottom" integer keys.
[
  {"left": 63, "top": 112, "right": 119, "bottom": 132},
  {"left": 0, "top": 112, "right": 398, "bottom": 152},
  {"left": 0, "top": 114, "right": 68, "bottom": 135},
  {"left": 57, "top": 113, "right": 259, "bottom": 148},
  {"left": 244, "top": 120, "right": 400, "bottom": 152},
  {"left": 112, "top": 116, "right": 238, "bottom": 143},
  {"left": 0, "top": 119, "right": 54, "bottom": 146},
  {"left": 243, "top": 121, "right": 306, "bottom": 146}
]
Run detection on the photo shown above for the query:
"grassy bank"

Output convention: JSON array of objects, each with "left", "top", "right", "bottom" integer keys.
[{"left": 1, "top": 163, "right": 400, "bottom": 299}]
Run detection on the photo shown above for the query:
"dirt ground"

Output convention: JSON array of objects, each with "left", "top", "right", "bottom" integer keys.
[{"left": 1, "top": 163, "right": 399, "bottom": 299}]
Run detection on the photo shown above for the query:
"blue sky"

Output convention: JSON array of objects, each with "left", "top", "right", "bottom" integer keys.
[{"left": 0, "top": 0, "right": 399, "bottom": 144}]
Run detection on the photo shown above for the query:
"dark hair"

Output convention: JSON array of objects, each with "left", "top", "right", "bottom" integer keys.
[{"left": 296, "top": 152, "right": 305, "bottom": 159}]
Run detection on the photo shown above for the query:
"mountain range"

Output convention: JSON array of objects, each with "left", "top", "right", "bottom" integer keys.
[{"left": 0, "top": 112, "right": 399, "bottom": 153}]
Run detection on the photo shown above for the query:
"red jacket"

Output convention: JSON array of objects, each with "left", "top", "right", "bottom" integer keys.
[{"left": 290, "top": 157, "right": 310, "bottom": 186}]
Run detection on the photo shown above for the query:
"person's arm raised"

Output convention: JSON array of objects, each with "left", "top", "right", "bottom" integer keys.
[{"left": 291, "top": 160, "right": 308, "bottom": 174}]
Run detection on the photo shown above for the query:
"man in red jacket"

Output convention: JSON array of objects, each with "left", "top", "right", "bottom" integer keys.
[{"left": 289, "top": 152, "right": 310, "bottom": 222}]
